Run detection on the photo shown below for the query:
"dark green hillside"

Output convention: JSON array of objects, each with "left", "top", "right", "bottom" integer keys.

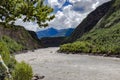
[
  {"left": 60, "top": 0, "right": 120, "bottom": 55},
  {"left": 94, "top": 0, "right": 120, "bottom": 29},
  {"left": 63, "top": 1, "right": 112, "bottom": 43}
]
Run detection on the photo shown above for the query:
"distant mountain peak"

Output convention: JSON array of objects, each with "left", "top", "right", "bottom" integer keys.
[{"left": 37, "top": 28, "right": 74, "bottom": 39}]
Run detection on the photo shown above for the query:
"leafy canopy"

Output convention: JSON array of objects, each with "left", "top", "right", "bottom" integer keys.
[{"left": 0, "top": 0, "right": 55, "bottom": 27}]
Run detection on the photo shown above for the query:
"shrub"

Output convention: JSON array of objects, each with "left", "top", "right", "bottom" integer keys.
[
  {"left": 60, "top": 41, "right": 93, "bottom": 53},
  {"left": 12, "top": 61, "right": 33, "bottom": 80},
  {"left": 60, "top": 23, "right": 120, "bottom": 55},
  {"left": 0, "top": 36, "right": 23, "bottom": 53},
  {"left": 0, "top": 42, "right": 10, "bottom": 65},
  {"left": 0, "top": 42, "right": 12, "bottom": 79}
]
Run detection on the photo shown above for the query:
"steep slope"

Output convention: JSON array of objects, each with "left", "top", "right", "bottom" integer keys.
[
  {"left": 64, "top": 1, "right": 112, "bottom": 43},
  {"left": 60, "top": 0, "right": 120, "bottom": 55},
  {"left": 94, "top": 0, "right": 120, "bottom": 29},
  {"left": 0, "top": 22, "right": 41, "bottom": 51},
  {"left": 65, "top": 28, "right": 74, "bottom": 36}
]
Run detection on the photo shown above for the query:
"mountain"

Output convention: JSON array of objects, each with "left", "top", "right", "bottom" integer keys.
[
  {"left": 65, "top": 28, "right": 74, "bottom": 36},
  {"left": 37, "top": 28, "right": 74, "bottom": 38},
  {"left": 60, "top": 0, "right": 120, "bottom": 55},
  {"left": 0, "top": 22, "right": 41, "bottom": 52},
  {"left": 63, "top": 1, "right": 112, "bottom": 43},
  {"left": 37, "top": 28, "right": 58, "bottom": 38},
  {"left": 53, "top": 28, "right": 74, "bottom": 37}
]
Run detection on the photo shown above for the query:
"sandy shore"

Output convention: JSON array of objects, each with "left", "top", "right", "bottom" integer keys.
[{"left": 15, "top": 47, "right": 120, "bottom": 80}]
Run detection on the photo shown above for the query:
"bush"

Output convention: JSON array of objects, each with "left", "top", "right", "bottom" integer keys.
[
  {"left": 60, "top": 41, "right": 93, "bottom": 53},
  {"left": 0, "top": 36, "right": 23, "bottom": 53},
  {"left": 0, "top": 42, "right": 10, "bottom": 78},
  {"left": 0, "top": 42, "right": 10, "bottom": 65},
  {"left": 0, "top": 42, "right": 10, "bottom": 79},
  {"left": 60, "top": 23, "right": 120, "bottom": 55},
  {"left": 0, "top": 42, "right": 16, "bottom": 80},
  {"left": 12, "top": 61, "right": 33, "bottom": 80},
  {"left": 0, "top": 36, "right": 32, "bottom": 80}
]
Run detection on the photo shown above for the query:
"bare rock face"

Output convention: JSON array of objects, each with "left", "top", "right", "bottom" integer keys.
[
  {"left": 64, "top": 1, "right": 112, "bottom": 43},
  {"left": 0, "top": 23, "right": 42, "bottom": 50}
]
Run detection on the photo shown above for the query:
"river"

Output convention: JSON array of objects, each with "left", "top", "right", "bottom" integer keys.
[{"left": 15, "top": 47, "right": 120, "bottom": 80}]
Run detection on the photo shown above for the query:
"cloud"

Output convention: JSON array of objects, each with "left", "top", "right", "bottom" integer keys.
[
  {"left": 71, "top": 0, "right": 98, "bottom": 13},
  {"left": 48, "top": 0, "right": 111, "bottom": 29},
  {"left": 15, "top": 18, "right": 40, "bottom": 31},
  {"left": 48, "top": 0, "right": 66, "bottom": 8},
  {"left": 71, "top": 0, "right": 111, "bottom": 11},
  {"left": 48, "top": 5, "right": 88, "bottom": 29},
  {"left": 15, "top": 0, "right": 111, "bottom": 31}
]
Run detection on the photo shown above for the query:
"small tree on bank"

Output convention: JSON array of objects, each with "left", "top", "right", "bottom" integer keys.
[{"left": 0, "top": 0, "right": 55, "bottom": 27}]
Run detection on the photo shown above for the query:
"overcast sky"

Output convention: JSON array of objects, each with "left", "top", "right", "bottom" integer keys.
[{"left": 15, "top": 0, "right": 111, "bottom": 31}]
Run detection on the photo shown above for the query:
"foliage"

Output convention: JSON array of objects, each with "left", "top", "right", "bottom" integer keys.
[
  {"left": 0, "top": 36, "right": 33, "bottom": 80},
  {"left": 94, "top": 0, "right": 120, "bottom": 29},
  {"left": 60, "top": 41, "right": 93, "bottom": 53},
  {"left": 12, "top": 61, "right": 33, "bottom": 80},
  {"left": 0, "top": 36, "right": 23, "bottom": 53},
  {"left": 0, "top": 0, "right": 55, "bottom": 27},
  {"left": 60, "top": 0, "right": 120, "bottom": 55},
  {"left": 0, "top": 42, "right": 10, "bottom": 66},
  {"left": 60, "top": 23, "right": 120, "bottom": 54},
  {"left": 0, "top": 42, "right": 16, "bottom": 80}
]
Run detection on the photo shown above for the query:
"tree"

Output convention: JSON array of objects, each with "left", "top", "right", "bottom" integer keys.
[{"left": 0, "top": 0, "right": 55, "bottom": 27}]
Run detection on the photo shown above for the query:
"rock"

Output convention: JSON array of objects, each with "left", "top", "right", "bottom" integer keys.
[
  {"left": 32, "top": 74, "right": 45, "bottom": 80},
  {"left": 32, "top": 77, "right": 38, "bottom": 80}
]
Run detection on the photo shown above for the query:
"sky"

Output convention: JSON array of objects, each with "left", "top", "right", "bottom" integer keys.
[{"left": 15, "top": 0, "right": 111, "bottom": 31}]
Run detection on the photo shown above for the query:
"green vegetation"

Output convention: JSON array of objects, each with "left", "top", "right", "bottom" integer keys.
[
  {"left": 60, "top": 0, "right": 120, "bottom": 55},
  {"left": 0, "top": 22, "right": 41, "bottom": 50},
  {"left": 12, "top": 61, "right": 33, "bottom": 80},
  {"left": 0, "top": 42, "right": 16, "bottom": 79},
  {"left": 0, "top": 0, "right": 55, "bottom": 80},
  {"left": 0, "top": 0, "right": 54, "bottom": 27},
  {"left": 60, "top": 24, "right": 120, "bottom": 54},
  {"left": 60, "top": 41, "right": 93, "bottom": 53},
  {"left": 0, "top": 36, "right": 33, "bottom": 80},
  {"left": 0, "top": 36, "right": 23, "bottom": 53}
]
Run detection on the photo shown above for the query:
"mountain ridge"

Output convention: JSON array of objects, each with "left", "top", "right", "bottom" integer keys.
[
  {"left": 37, "top": 27, "right": 74, "bottom": 38},
  {"left": 63, "top": 1, "right": 112, "bottom": 43},
  {"left": 60, "top": 0, "right": 120, "bottom": 55},
  {"left": 0, "top": 22, "right": 42, "bottom": 52}
]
